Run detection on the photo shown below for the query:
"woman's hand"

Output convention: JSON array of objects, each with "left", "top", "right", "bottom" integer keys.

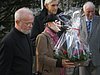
[{"left": 62, "top": 59, "right": 75, "bottom": 68}]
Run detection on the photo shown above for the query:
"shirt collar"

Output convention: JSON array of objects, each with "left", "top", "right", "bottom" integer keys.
[{"left": 85, "top": 16, "right": 93, "bottom": 22}]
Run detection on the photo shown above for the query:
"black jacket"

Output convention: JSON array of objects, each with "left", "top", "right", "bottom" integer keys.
[
  {"left": 30, "top": 7, "right": 63, "bottom": 53},
  {"left": 0, "top": 28, "right": 33, "bottom": 75}
]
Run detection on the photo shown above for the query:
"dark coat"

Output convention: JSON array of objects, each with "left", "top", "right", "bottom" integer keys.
[
  {"left": 30, "top": 7, "right": 63, "bottom": 54},
  {"left": 0, "top": 28, "right": 33, "bottom": 75}
]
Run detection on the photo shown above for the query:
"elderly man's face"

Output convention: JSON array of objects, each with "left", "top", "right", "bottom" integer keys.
[
  {"left": 45, "top": 0, "right": 59, "bottom": 14},
  {"left": 19, "top": 15, "right": 34, "bottom": 34},
  {"left": 84, "top": 6, "right": 95, "bottom": 20}
]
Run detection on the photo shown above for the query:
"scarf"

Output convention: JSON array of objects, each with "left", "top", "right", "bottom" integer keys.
[{"left": 44, "top": 27, "right": 59, "bottom": 45}]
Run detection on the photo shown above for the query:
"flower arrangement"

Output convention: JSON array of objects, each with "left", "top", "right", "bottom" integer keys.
[{"left": 54, "top": 9, "right": 91, "bottom": 62}]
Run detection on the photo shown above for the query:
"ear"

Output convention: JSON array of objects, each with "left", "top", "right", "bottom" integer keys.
[
  {"left": 49, "top": 22, "right": 54, "bottom": 27},
  {"left": 16, "top": 20, "right": 20, "bottom": 25},
  {"left": 44, "top": 4, "right": 48, "bottom": 9},
  {"left": 46, "top": 22, "right": 50, "bottom": 27}
]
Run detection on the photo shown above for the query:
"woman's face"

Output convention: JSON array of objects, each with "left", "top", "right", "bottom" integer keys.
[{"left": 48, "top": 20, "right": 61, "bottom": 32}]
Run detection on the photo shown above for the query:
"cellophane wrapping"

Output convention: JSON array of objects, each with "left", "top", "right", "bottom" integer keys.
[{"left": 54, "top": 9, "right": 91, "bottom": 62}]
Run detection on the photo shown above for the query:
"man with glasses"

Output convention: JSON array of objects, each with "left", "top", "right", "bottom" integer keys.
[{"left": 0, "top": 7, "right": 34, "bottom": 75}]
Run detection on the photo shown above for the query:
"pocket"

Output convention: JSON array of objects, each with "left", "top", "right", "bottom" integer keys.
[
  {"left": 72, "top": 67, "right": 79, "bottom": 75},
  {"left": 87, "top": 61, "right": 96, "bottom": 72}
]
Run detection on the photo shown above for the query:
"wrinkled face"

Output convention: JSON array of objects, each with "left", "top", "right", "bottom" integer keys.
[
  {"left": 45, "top": 0, "right": 59, "bottom": 14},
  {"left": 84, "top": 6, "right": 95, "bottom": 20},
  {"left": 48, "top": 20, "right": 61, "bottom": 32},
  {"left": 19, "top": 15, "right": 34, "bottom": 34}
]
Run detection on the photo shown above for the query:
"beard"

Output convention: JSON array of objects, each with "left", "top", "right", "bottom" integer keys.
[
  {"left": 19, "top": 22, "right": 31, "bottom": 34},
  {"left": 20, "top": 29, "right": 31, "bottom": 34}
]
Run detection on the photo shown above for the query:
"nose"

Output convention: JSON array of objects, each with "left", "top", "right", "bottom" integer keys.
[
  {"left": 54, "top": 5, "right": 58, "bottom": 10},
  {"left": 28, "top": 23, "right": 33, "bottom": 28},
  {"left": 89, "top": 12, "right": 94, "bottom": 19},
  {"left": 30, "top": 24, "right": 33, "bottom": 28}
]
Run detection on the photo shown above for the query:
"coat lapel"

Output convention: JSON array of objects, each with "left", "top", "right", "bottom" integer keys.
[
  {"left": 81, "top": 17, "right": 88, "bottom": 39},
  {"left": 88, "top": 16, "right": 98, "bottom": 40},
  {"left": 42, "top": 32, "right": 55, "bottom": 50}
]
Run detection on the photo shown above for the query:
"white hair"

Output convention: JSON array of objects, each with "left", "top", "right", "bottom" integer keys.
[
  {"left": 83, "top": 1, "right": 95, "bottom": 12},
  {"left": 44, "top": 0, "right": 59, "bottom": 5},
  {"left": 15, "top": 7, "right": 33, "bottom": 21},
  {"left": 99, "top": 5, "right": 100, "bottom": 15}
]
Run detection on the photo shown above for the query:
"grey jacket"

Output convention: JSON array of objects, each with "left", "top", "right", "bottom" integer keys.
[{"left": 80, "top": 16, "right": 100, "bottom": 66}]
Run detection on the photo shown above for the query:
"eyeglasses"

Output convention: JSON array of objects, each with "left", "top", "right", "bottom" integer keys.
[{"left": 21, "top": 20, "right": 33, "bottom": 27}]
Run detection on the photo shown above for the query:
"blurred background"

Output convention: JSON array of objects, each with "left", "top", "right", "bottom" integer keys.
[{"left": 0, "top": 0, "right": 100, "bottom": 41}]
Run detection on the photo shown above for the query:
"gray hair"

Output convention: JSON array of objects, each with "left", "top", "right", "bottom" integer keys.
[
  {"left": 15, "top": 7, "right": 33, "bottom": 21},
  {"left": 83, "top": 1, "right": 95, "bottom": 11},
  {"left": 99, "top": 5, "right": 100, "bottom": 15},
  {"left": 44, "top": 0, "right": 59, "bottom": 5}
]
